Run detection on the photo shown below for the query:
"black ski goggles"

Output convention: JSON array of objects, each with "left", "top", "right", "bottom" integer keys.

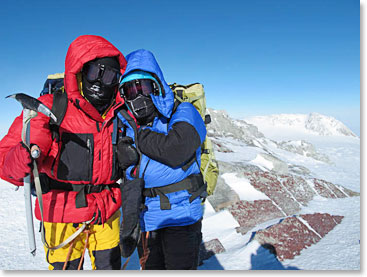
[
  {"left": 83, "top": 62, "right": 121, "bottom": 87},
  {"left": 119, "top": 79, "right": 160, "bottom": 100}
]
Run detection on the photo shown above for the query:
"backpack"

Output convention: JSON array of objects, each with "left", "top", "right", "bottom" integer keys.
[
  {"left": 39, "top": 73, "right": 68, "bottom": 142},
  {"left": 169, "top": 83, "right": 219, "bottom": 196},
  {"left": 40, "top": 73, "right": 65, "bottom": 95}
]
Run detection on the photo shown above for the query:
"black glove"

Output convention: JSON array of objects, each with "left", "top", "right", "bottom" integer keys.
[
  {"left": 119, "top": 178, "right": 145, "bottom": 257},
  {"left": 117, "top": 136, "right": 139, "bottom": 170}
]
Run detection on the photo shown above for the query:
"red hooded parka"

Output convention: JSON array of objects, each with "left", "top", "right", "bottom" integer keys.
[{"left": 0, "top": 35, "right": 127, "bottom": 224}]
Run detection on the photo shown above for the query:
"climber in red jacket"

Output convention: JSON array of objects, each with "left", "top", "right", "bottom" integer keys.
[{"left": 0, "top": 35, "right": 127, "bottom": 270}]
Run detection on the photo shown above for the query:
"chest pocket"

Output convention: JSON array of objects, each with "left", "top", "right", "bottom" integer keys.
[{"left": 57, "top": 132, "right": 94, "bottom": 182}]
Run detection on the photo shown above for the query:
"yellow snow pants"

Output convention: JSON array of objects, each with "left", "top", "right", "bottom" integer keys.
[{"left": 43, "top": 210, "right": 121, "bottom": 270}]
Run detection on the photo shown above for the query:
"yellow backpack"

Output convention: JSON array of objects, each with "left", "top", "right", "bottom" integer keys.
[{"left": 169, "top": 83, "right": 219, "bottom": 196}]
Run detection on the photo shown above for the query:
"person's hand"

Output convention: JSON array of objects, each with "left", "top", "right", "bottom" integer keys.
[
  {"left": 2, "top": 142, "right": 33, "bottom": 182},
  {"left": 117, "top": 136, "right": 139, "bottom": 170}
]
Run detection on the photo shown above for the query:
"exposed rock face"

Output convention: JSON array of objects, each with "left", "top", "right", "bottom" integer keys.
[
  {"left": 254, "top": 213, "right": 344, "bottom": 261},
  {"left": 207, "top": 175, "right": 240, "bottom": 212},
  {"left": 278, "top": 174, "right": 315, "bottom": 206},
  {"left": 256, "top": 153, "right": 289, "bottom": 175},
  {"left": 244, "top": 171, "right": 301, "bottom": 216},
  {"left": 207, "top": 161, "right": 260, "bottom": 211},
  {"left": 213, "top": 170, "right": 359, "bottom": 236},
  {"left": 199, "top": 239, "right": 225, "bottom": 265},
  {"left": 277, "top": 140, "right": 331, "bottom": 163},
  {"left": 288, "top": 164, "right": 311, "bottom": 176},
  {"left": 206, "top": 108, "right": 264, "bottom": 144},
  {"left": 311, "top": 178, "right": 359, "bottom": 198},
  {"left": 229, "top": 200, "right": 284, "bottom": 235},
  {"left": 211, "top": 139, "right": 234, "bottom": 153}
]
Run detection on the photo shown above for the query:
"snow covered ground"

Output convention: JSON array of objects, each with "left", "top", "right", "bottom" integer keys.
[{"left": 0, "top": 112, "right": 361, "bottom": 271}]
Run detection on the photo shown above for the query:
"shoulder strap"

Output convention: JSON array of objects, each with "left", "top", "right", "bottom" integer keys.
[{"left": 49, "top": 90, "right": 68, "bottom": 142}]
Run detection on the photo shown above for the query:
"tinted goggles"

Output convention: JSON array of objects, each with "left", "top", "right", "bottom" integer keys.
[
  {"left": 83, "top": 62, "right": 121, "bottom": 86},
  {"left": 120, "top": 79, "right": 160, "bottom": 100}
]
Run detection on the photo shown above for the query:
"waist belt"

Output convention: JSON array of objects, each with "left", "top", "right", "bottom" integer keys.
[
  {"left": 39, "top": 174, "right": 118, "bottom": 208},
  {"left": 143, "top": 174, "right": 206, "bottom": 210}
]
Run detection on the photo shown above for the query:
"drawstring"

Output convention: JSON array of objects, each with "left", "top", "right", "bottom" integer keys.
[
  {"left": 62, "top": 239, "right": 76, "bottom": 270},
  {"left": 77, "top": 228, "right": 92, "bottom": 270},
  {"left": 139, "top": 231, "right": 150, "bottom": 270}
]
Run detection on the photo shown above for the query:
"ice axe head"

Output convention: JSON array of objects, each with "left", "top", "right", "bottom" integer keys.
[{"left": 6, "top": 93, "right": 57, "bottom": 122}]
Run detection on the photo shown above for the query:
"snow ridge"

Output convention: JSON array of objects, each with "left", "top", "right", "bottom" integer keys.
[{"left": 244, "top": 112, "right": 357, "bottom": 137}]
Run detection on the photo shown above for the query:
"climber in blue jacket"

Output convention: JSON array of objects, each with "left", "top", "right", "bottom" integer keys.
[{"left": 116, "top": 49, "right": 207, "bottom": 270}]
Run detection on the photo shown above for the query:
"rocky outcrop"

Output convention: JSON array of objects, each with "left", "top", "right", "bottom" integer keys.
[
  {"left": 206, "top": 109, "right": 264, "bottom": 145},
  {"left": 311, "top": 178, "right": 359, "bottom": 198},
  {"left": 207, "top": 162, "right": 260, "bottom": 212},
  {"left": 217, "top": 170, "right": 359, "bottom": 235},
  {"left": 229, "top": 200, "right": 284, "bottom": 235},
  {"left": 254, "top": 213, "right": 344, "bottom": 261},
  {"left": 211, "top": 139, "right": 234, "bottom": 153},
  {"left": 199, "top": 239, "right": 225, "bottom": 265},
  {"left": 277, "top": 140, "right": 331, "bottom": 163},
  {"left": 254, "top": 153, "right": 289, "bottom": 175},
  {"left": 244, "top": 171, "right": 302, "bottom": 216}
]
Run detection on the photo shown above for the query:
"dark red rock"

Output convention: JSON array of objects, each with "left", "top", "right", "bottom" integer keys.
[
  {"left": 279, "top": 175, "right": 315, "bottom": 206},
  {"left": 300, "top": 213, "right": 344, "bottom": 237},
  {"left": 199, "top": 238, "right": 225, "bottom": 265},
  {"left": 312, "top": 178, "right": 348, "bottom": 198},
  {"left": 254, "top": 213, "right": 344, "bottom": 261},
  {"left": 244, "top": 171, "right": 301, "bottom": 216},
  {"left": 229, "top": 200, "right": 284, "bottom": 235}
]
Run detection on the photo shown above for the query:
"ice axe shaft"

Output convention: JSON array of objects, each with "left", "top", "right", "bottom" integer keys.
[{"left": 6, "top": 93, "right": 57, "bottom": 256}]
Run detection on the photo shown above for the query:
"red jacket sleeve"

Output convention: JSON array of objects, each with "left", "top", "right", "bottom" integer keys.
[{"left": 0, "top": 95, "right": 53, "bottom": 186}]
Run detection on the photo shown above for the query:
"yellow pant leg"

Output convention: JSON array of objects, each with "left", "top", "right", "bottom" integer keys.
[
  {"left": 43, "top": 222, "right": 86, "bottom": 270},
  {"left": 87, "top": 210, "right": 121, "bottom": 270},
  {"left": 43, "top": 210, "right": 121, "bottom": 270}
]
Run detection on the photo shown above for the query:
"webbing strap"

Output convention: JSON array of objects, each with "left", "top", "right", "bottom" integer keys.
[
  {"left": 43, "top": 177, "right": 115, "bottom": 209},
  {"left": 143, "top": 174, "right": 205, "bottom": 210},
  {"left": 33, "top": 163, "right": 94, "bottom": 251},
  {"left": 50, "top": 90, "right": 68, "bottom": 142}
]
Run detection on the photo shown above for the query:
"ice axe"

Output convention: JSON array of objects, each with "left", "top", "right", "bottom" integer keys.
[{"left": 6, "top": 93, "right": 57, "bottom": 256}]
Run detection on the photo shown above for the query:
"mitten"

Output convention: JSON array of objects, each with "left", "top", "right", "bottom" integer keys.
[
  {"left": 2, "top": 142, "right": 32, "bottom": 182},
  {"left": 116, "top": 136, "right": 139, "bottom": 170}
]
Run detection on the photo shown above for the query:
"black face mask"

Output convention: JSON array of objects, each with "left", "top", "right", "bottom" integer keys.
[
  {"left": 126, "top": 94, "right": 157, "bottom": 125},
  {"left": 82, "top": 57, "right": 120, "bottom": 115},
  {"left": 82, "top": 78, "right": 117, "bottom": 114}
]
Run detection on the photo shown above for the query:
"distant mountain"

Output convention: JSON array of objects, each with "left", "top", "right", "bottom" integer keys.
[{"left": 244, "top": 113, "right": 357, "bottom": 138}]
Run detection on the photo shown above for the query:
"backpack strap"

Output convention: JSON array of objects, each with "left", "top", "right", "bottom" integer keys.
[{"left": 49, "top": 90, "right": 68, "bottom": 142}]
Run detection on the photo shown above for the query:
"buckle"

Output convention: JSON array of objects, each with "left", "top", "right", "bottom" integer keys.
[
  {"left": 85, "top": 185, "right": 92, "bottom": 194},
  {"left": 86, "top": 184, "right": 105, "bottom": 194}
]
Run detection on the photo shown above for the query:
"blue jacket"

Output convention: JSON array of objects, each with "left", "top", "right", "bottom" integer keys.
[{"left": 117, "top": 49, "right": 207, "bottom": 232}]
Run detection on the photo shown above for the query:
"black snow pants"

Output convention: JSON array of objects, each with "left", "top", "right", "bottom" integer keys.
[{"left": 137, "top": 220, "right": 202, "bottom": 270}]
